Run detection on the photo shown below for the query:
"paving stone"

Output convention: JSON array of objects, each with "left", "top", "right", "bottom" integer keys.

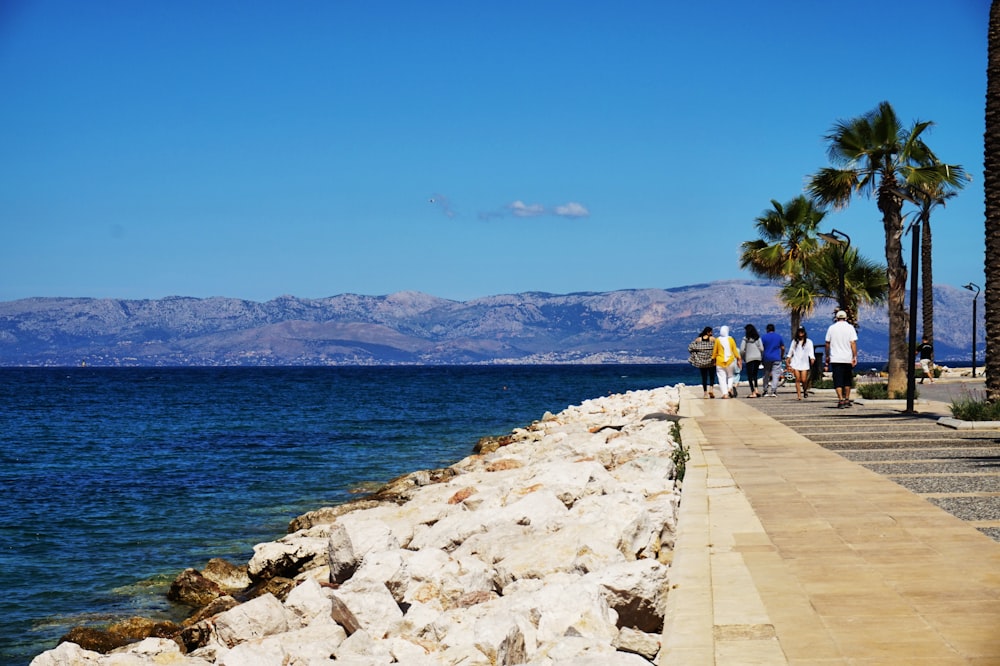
[{"left": 742, "top": 390, "right": 1000, "bottom": 542}]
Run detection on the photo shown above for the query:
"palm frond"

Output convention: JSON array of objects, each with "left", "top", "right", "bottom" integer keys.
[{"left": 808, "top": 168, "right": 859, "bottom": 208}]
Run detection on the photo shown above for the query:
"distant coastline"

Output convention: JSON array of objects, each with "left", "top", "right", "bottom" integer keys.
[{"left": 0, "top": 280, "right": 984, "bottom": 367}]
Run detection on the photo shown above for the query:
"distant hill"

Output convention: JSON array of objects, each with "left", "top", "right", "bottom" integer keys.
[{"left": 0, "top": 280, "right": 983, "bottom": 366}]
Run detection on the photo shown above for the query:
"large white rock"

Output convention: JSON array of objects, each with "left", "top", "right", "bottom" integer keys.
[
  {"left": 613, "top": 626, "right": 661, "bottom": 659},
  {"left": 215, "top": 618, "right": 346, "bottom": 666},
  {"left": 327, "top": 515, "right": 401, "bottom": 584},
  {"left": 386, "top": 547, "right": 496, "bottom": 610},
  {"left": 495, "top": 488, "right": 570, "bottom": 528},
  {"left": 282, "top": 576, "right": 332, "bottom": 624},
  {"left": 333, "top": 628, "right": 395, "bottom": 663},
  {"left": 587, "top": 559, "right": 670, "bottom": 633},
  {"left": 472, "top": 617, "right": 528, "bottom": 666},
  {"left": 518, "top": 460, "right": 618, "bottom": 508},
  {"left": 351, "top": 548, "right": 406, "bottom": 587},
  {"left": 355, "top": 484, "right": 460, "bottom": 546},
  {"left": 488, "top": 525, "right": 625, "bottom": 588},
  {"left": 330, "top": 578, "right": 404, "bottom": 637},
  {"left": 213, "top": 594, "right": 293, "bottom": 649},
  {"left": 30, "top": 642, "right": 102, "bottom": 666},
  {"left": 386, "top": 636, "right": 441, "bottom": 665},
  {"left": 569, "top": 493, "right": 661, "bottom": 560},
  {"left": 515, "top": 578, "right": 620, "bottom": 646},
  {"left": 246, "top": 534, "right": 328, "bottom": 581},
  {"left": 107, "top": 638, "right": 214, "bottom": 665}
]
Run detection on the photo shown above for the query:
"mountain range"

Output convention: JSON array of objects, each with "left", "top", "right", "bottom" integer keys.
[{"left": 0, "top": 280, "right": 983, "bottom": 367}]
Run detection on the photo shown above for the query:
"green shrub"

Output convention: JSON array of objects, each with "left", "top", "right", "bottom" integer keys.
[
  {"left": 858, "top": 383, "right": 888, "bottom": 399},
  {"left": 669, "top": 421, "right": 690, "bottom": 481},
  {"left": 950, "top": 391, "right": 1000, "bottom": 421},
  {"left": 856, "top": 383, "right": 914, "bottom": 400},
  {"left": 811, "top": 378, "right": 834, "bottom": 389}
]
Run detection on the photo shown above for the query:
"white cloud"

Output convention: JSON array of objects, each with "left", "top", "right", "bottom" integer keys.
[
  {"left": 508, "top": 200, "right": 546, "bottom": 217},
  {"left": 478, "top": 199, "right": 591, "bottom": 221},
  {"left": 553, "top": 202, "right": 589, "bottom": 218}
]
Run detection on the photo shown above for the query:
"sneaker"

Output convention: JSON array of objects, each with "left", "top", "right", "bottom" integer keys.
[{"left": 837, "top": 400, "right": 846, "bottom": 409}]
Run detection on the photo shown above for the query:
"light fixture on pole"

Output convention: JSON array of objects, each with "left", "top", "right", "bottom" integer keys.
[
  {"left": 818, "top": 228, "right": 851, "bottom": 318},
  {"left": 905, "top": 221, "right": 919, "bottom": 414},
  {"left": 963, "top": 282, "right": 981, "bottom": 378}
]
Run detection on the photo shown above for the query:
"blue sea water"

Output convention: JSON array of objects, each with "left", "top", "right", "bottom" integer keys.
[{"left": 0, "top": 364, "right": 692, "bottom": 664}]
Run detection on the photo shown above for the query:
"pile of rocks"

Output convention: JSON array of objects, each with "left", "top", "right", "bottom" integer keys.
[{"left": 32, "top": 386, "right": 684, "bottom": 665}]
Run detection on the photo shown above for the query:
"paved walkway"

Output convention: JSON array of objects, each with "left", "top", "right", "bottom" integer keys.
[{"left": 658, "top": 384, "right": 1000, "bottom": 665}]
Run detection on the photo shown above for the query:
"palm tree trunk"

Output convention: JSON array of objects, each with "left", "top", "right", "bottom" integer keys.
[
  {"left": 920, "top": 213, "right": 933, "bottom": 348},
  {"left": 986, "top": 0, "right": 1000, "bottom": 400},
  {"left": 879, "top": 183, "right": 909, "bottom": 397}
]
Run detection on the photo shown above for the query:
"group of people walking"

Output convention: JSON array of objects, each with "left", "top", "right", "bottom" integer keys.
[{"left": 689, "top": 312, "right": 859, "bottom": 408}]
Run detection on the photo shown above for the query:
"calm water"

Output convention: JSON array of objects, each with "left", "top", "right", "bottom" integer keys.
[{"left": 0, "top": 364, "right": 691, "bottom": 664}]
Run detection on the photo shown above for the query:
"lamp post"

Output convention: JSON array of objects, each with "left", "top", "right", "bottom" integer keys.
[
  {"left": 963, "top": 282, "right": 981, "bottom": 377},
  {"left": 818, "top": 228, "right": 851, "bottom": 318},
  {"left": 905, "top": 221, "right": 919, "bottom": 414}
]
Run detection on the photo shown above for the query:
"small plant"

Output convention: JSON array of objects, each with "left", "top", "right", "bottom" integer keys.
[
  {"left": 856, "top": 383, "right": 916, "bottom": 400},
  {"left": 669, "top": 421, "right": 690, "bottom": 481},
  {"left": 950, "top": 390, "right": 1000, "bottom": 421},
  {"left": 858, "top": 382, "right": 888, "bottom": 399},
  {"left": 811, "top": 378, "right": 834, "bottom": 389}
]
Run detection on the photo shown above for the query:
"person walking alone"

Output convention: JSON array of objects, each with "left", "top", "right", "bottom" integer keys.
[
  {"left": 786, "top": 326, "right": 815, "bottom": 401},
  {"left": 740, "top": 324, "right": 764, "bottom": 397},
  {"left": 760, "top": 323, "right": 785, "bottom": 397},
  {"left": 713, "top": 326, "right": 742, "bottom": 399},
  {"left": 917, "top": 336, "right": 935, "bottom": 384},
  {"left": 825, "top": 310, "right": 859, "bottom": 408},
  {"left": 688, "top": 327, "right": 717, "bottom": 398}
]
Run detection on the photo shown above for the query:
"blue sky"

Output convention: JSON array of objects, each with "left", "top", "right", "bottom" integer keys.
[{"left": 0, "top": 1, "right": 989, "bottom": 302}]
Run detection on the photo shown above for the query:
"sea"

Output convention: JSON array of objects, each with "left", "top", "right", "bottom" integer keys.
[{"left": 0, "top": 363, "right": 693, "bottom": 664}]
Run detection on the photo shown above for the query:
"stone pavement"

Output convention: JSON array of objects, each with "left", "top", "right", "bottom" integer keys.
[{"left": 658, "top": 382, "right": 1000, "bottom": 665}]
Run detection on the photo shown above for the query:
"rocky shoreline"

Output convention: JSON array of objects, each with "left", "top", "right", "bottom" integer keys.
[{"left": 31, "top": 386, "right": 684, "bottom": 665}]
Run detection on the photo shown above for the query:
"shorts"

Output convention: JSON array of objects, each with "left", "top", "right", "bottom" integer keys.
[{"left": 830, "top": 363, "right": 853, "bottom": 389}]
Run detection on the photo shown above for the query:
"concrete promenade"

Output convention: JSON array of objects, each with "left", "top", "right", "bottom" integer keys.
[{"left": 658, "top": 380, "right": 1000, "bottom": 665}]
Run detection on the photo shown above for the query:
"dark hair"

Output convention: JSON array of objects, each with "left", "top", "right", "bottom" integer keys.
[
  {"left": 766, "top": 323, "right": 775, "bottom": 332},
  {"left": 699, "top": 326, "right": 713, "bottom": 337},
  {"left": 744, "top": 324, "right": 759, "bottom": 341},
  {"left": 796, "top": 326, "right": 808, "bottom": 337}
]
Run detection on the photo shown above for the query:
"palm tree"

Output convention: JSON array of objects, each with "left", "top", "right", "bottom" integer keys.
[
  {"left": 906, "top": 175, "right": 966, "bottom": 349},
  {"left": 739, "top": 195, "right": 826, "bottom": 338},
  {"left": 808, "top": 101, "right": 964, "bottom": 397},
  {"left": 785, "top": 245, "right": 888, "bottom": 325},
  {"left": 986, "top": 1, "right": 1000, "bottom": 401}
]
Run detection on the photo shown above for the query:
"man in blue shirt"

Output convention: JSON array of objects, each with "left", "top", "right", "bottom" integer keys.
[{"left": 760, "top": 323, "right": 786, "bottom": 397}]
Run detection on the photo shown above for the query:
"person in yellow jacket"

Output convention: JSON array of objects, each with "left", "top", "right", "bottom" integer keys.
[{"left": 712, "top": 325, "right": 743, "bottom": 399}]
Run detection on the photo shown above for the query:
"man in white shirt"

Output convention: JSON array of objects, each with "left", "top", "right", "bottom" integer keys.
[{"left": 825, "top": 310, "right": 858, "bottom": 408}]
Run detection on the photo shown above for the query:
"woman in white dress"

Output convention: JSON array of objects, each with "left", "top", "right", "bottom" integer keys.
[{"left": 785, "top": 326, "right": 815, "bottom": 401}]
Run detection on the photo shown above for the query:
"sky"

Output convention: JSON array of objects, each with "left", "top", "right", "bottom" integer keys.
[{"left": 0, "top": 0, "right": 990, "bottom": 303}]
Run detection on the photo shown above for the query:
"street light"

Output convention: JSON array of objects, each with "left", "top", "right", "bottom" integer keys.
[
  {"left": 818, "top": 229, "right": 851, "bottom": 318},
  {"left": 905, "top": 221, "right": 919, "bottom": 414},
  {"left": 963, "top": 282, "right": 981, "bottom": 377}
]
